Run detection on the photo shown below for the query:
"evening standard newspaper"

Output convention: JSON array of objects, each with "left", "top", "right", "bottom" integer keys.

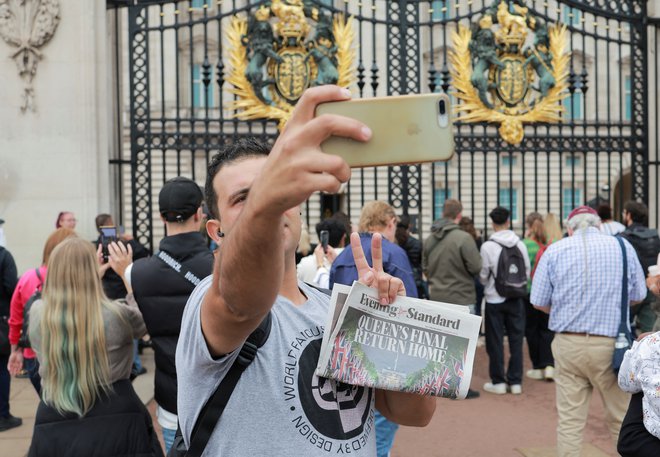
[{"left": 316, "top": 282, "right": 482, "bottom": 399}]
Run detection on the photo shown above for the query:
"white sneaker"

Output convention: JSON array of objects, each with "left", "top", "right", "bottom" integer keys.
[
  {"left": 526, "top": 369, "right": 544, "bottom": 380},
  {"left": 509, "top": 384, "right": 522, "bottom": 395},
  {"left": 544, "top": 366, "right": 555, "bottom": 381},
  {"left": 483, "top": 382, "right": 507, "bottom": 395}
]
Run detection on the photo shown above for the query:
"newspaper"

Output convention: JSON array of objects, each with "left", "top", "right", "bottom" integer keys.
[{"left": 316, "top": 282, "right": 482, "bottom": 399}]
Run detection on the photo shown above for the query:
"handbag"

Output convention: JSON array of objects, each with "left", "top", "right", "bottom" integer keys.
[{"left": 613, "top": 237, "right": 633, "bottom": 374}]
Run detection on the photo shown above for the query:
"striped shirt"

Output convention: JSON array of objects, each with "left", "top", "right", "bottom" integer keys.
[{"left": 531, "top": 227, "right": 646, "bottom": 337}]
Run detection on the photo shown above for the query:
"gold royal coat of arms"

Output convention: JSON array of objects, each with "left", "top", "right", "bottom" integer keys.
[
  {"left": 226, "top": 0, "right": 355, "bottom": 129},
  {"left": 449, "top": 0, "right": 569, "bottom": 145}
]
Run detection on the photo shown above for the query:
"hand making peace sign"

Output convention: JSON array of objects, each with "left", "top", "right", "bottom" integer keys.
[{"left": 349, "top": 231, "right": 406, "bottom": 305}]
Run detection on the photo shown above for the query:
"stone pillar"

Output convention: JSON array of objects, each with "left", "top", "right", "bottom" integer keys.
[{"left": 0, "top": 1, "right": 110, "bottom": 272}]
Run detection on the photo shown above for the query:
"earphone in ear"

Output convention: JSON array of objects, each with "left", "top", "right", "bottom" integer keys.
[{"left": 217, "top": 231, "right": 225, "bottom": 238}]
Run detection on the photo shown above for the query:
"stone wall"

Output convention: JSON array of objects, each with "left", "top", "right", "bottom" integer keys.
[{"left": 0, "top": 1, "right": 110, "bottom": 272}]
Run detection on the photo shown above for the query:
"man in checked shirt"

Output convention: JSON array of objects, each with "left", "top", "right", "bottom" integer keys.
[{"left": 531, "top": 205, "right": 647, "bottom": 457}]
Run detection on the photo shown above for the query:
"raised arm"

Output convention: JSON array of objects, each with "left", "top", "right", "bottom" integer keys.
[
  {"left": 201, "top": 86, "right": 371, "bottom": 356},
  {"left": 350, "top": 232, "right": 436, "bottom": 426}
]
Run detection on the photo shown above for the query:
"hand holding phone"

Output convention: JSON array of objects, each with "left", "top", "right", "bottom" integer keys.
[
  {"left": 100, "top": 226, "right": 118, "bottom": 263},
  {"left": 320, "top": 230, "right": 330, "bottom": 254},
  {"left": 315, "top": 93, "right": 454, "bottom": 168}
]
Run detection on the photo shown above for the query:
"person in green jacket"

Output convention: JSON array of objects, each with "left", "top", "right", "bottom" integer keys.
[
  {"left": 522, "top": 212, "right": 554, "bottom": 381},
  {"left": 423, "top": 199, "right": 483, "bottom": 310},
  {"left": 423, "top": 199, "right": 482, "bottom": 399}
]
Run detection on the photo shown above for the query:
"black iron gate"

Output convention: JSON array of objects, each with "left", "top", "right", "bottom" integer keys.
[{"left": 112, "top": 0, "right": 652, "bottom": 251}]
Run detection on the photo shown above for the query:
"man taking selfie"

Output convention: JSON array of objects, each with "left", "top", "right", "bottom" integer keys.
[{"left": 176, "top": 86, "right": 436, "bottom": 456}]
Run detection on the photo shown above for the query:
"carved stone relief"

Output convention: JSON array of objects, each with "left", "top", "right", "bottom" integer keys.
[{"left": 0, "top": 0, "right": 60, "bottom": 112}]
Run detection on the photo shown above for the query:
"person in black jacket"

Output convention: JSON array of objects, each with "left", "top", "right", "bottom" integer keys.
[
  {"left": 117, "top": 177, "right": 214, "bottom": 453},
  {"left": 621, "top": 201, "right": 660, "bottom": 332},
  {"left": 395, "top": 215, "right": 427, "bottom": 299},
  {"left": 0, "top": 245, "right": 21, "bottom": 432}
]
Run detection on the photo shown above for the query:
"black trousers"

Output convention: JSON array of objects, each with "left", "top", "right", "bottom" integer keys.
[
  {"left": 618, "top": 392, "right": 660, "bottom": 456},
  {"left": 524, "top": 297, "right": 554, "bottom": 369},
  {"left": 485, "top": 298, "right": 525, "bottom": 385}
]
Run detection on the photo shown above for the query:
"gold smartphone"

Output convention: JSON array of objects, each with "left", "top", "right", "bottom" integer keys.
[{"left": 315, "top": 93, "right": 454, "bottom": 168}]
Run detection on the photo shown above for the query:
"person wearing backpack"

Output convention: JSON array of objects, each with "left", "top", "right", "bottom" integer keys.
[
  {"left": 479, "top": 206, "right": 530, "bottom": 395},
  {"left": 7, "top": 228, "right": 76, "bottom": 394},
  {"left": 620, "top": 201, "right": 660, "bottom": 333}
]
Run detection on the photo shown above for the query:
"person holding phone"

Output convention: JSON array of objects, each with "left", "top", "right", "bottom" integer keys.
[
  {"left": 94, "top": 214, "right": 150, "bottom": 378},
  {"left": 297, "top": 217, "right": 347, "bottom": 288},
  {"left": 176, "top": 86, "right": 436, "bottom": 457}
]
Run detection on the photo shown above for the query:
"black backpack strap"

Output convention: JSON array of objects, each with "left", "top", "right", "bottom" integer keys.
[
  {"left": 304, "top": 282, "right": 331, "bottom": 296},
  {"left": 154, "top": 250, "right": 203, "bottom": 288},
  {"left": 184, "top": 312, "right": 272, "bottom": 457},
  {"left": 35, "top": 268, "right": 43, "bottom": 290}
]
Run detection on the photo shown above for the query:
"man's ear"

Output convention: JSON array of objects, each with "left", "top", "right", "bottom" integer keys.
[
  {"left": 194, "top": 207, "right": 203, "bottom": 223},
  {"left": 206, "top": 219, "right": 223, "bottom": 243}
]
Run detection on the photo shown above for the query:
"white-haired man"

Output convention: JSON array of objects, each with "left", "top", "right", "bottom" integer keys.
[{"left": 531, "top": 206, "right": 646, "bottom": 457}]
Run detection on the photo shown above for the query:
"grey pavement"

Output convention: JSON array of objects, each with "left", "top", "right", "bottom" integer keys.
[{"left": 1, "top": 350, "right": 156, "bottom": 457}]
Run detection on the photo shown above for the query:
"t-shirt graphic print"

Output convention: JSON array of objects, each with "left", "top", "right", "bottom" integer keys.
[{"left": 176, "top": 278, "right": 377, "bottom": 456}]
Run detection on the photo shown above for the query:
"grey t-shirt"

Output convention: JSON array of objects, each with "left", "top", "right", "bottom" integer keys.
[{"left": 176, "top": 277, "right": 377, "bottom": 457}]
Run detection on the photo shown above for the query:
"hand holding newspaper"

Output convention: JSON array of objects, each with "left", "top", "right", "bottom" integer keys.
[{"left": 315, "top": 281, "right": 482, "bottom": 399}]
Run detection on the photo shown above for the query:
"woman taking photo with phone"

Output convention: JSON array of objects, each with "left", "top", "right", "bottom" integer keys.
[{"left": 26, "top": 237, "right": 162, "bottom": 457}]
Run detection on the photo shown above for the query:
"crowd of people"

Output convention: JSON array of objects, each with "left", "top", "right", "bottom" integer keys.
[{"left": 0, "top": 85, "right": 660, "bottom": 456}]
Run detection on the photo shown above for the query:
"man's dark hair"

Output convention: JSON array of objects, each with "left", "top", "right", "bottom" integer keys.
[
  {"left": 597, "top": 204, "right": 613, "bottom": 221},
  {"left": 330, "top": 211, "right": 352, "bottom": 237},
  {"left": 95, "top": 213, "right": 112, "bottom": 231},
  {"left": 489, "top": 206, "right": 510, "bottom": 225},
  {"left": 624, "top": 200, "right": 649, "bottom": 225},
  {"left": 315, "top": 218, "right": 347, "bottom": 248},
  {"left": 205, "top": 138, "right": 271, "bottom": 220}
]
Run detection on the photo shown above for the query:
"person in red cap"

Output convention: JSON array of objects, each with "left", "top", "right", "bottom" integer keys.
[{"left": 531, "top": 205, "right": 647, "bottom": 457}]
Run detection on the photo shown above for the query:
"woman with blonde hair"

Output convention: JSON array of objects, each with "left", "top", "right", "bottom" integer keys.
[
  {"left": 8, "top": 227, "right": 76, "bottom": 394},
  {"left": 523, "top": 213, "right": 553, "bottom": 381},
  {"left": 544, "top": 212, "right": 563, "bottom": 244},
  {"left": 525, "top": 212, "right": 562, "bottom": 382},
  {"left": 27, "top": 238, "right": 162, "bottom": 456}
]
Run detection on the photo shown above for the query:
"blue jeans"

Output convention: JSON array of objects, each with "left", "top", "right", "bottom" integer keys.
[
  {"left": 161, "top": 426, "right": 176, "bottom": 453},
  {"left": 375, "top": 410, "right": 398, "bottom": 457},
  {"left": 133, "top": 340, "right": 143, "bottom": 371}
]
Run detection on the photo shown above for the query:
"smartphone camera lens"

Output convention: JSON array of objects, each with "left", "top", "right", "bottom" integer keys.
[{"left": 437, "top": 98, "right": 449, "bottom": 127}]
